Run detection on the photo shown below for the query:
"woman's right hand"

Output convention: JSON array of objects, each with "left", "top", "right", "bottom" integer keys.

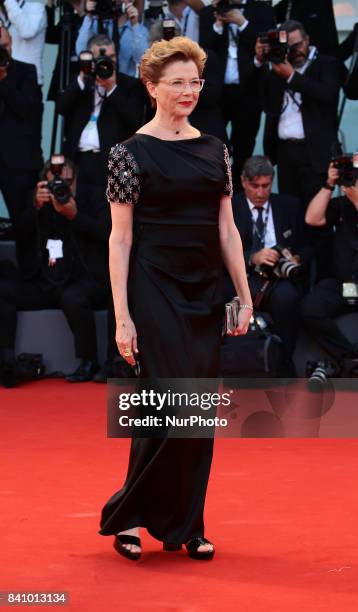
[{"left": 116, "top": 317, "right": 138, "bottom": 366}]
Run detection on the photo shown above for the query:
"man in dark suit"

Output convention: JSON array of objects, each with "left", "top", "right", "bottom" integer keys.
[
  {"left": 56, "top": 33, "right": 146, "bottom": 188},
  {"left": 199, "top": 0, "right": 275, "bottom": 191},
  {"left": 0, "top": 26, "right": 43, "bottom": 228},
  {"left": 255, "top": 19, "right": 343, "bottom": 208},
  {"left": 14, "top": 156, "right": 111, "bottom": 382},
  {"left": 302, "top": 161, "right": 358, "bottom": 379},
  {"left": 226, "top": 155, "right": 312, "bottom": 375},
  {"left": 274, "top": 0, "right": 339, "bottom": 57}
]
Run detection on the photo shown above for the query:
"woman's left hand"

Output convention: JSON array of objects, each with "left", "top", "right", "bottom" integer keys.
[{"left": 233, "top": 308, "right": 252, "bottom": 336}]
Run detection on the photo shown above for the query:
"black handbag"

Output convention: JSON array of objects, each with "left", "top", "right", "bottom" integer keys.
[{"left": 220, "top": 314, "right": 283, "bottom": 378}]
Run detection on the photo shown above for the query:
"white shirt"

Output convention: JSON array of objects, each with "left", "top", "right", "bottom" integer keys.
[
  {"left": 182, "top": 6, "right": 199, "bottom": 42},
  {"left": 1, "top": 0, "right": 47, "bottom": 85},
  {"left": 278, "top": 46, "right": 317, "bottom": 141},
  {"left": 247, "top": 199, "right": 277, "bottom": 248},
  {"left": 77, "top": 77, "right": 117, "bottom": 151},
  {"left": 213, "top": 19, "right": 248, "bottom": 85}
]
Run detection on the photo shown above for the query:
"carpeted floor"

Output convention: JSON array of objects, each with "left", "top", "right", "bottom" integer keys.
[{"left": 1, "top": 379, "right": 358, "bottom": 611}]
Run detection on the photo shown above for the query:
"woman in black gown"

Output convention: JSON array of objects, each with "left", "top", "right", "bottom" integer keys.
[{"left": 99, "top": 37, "right": 253, "bottom": 561}]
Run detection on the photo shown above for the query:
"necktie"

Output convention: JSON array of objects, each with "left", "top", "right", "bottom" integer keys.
[{"left": 252, "top": 206, "right": 265, "bottom": 252}]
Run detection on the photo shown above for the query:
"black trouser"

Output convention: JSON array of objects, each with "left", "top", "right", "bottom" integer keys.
[
  {"left": 0, "top": 279, "right": 18, "bottom": 351},
  {"left": 0, "top": 165, "right": 39, "bottom": 227},
  {"left": 250, "top": 276, "right": 303, "bottom": 362},
  {"left": 264, "top": 279, "right": 303, "bottom": 362},
  {"left": 222, "top": 84, "right": 262, "bottom": 193},
  {"left": 277, "top": 139, "right": 333, "bottom": 280},
  {"left": 18, "top": 279, "right": 108, "bottom": 360},
  {"left": 276, "top": 140, "right": 326, "bottom": 208},
  {"left": 301, "top": 278, "right": 358, "bottom": 362},
  {"left": 75, "top": 151, "right": 107, "bottom": 189}
]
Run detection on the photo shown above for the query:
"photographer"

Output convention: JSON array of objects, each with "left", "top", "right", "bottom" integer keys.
[
  {"left": 56, "top": 33, "right": 146, "bottom": 188},
  {"left": 14, "top": 156, "right": 111, "bottom": 383},
  {"left": 199, "top": 0, "right": 275, "bottom": 192},
  {"left": 274, "top": 0, "right": 339, "bottom": 58},
  {"left": 0, "top": 26, "right": 43, "bottom": 229},
  {"left": 301, "top": 161, "right": 358, "bottom": 379},
  {"left": 255, "top": 19, "right": 343, "bottom": 207},
  {"left": 0, "top": 0, "right": 47, "bottom": 85},
  {"left": 226, "top": 155, "right": 313, "bottom": 376},
  {"left": 75, "top": 0, "right": 148, "bottom": 77}
]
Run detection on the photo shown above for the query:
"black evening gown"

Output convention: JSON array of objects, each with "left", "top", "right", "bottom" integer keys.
[{"left": 99, "top": 133, "right": 233, "bottom": 545}]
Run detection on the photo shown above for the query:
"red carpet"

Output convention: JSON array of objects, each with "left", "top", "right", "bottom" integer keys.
[{"left": 1, "top": 379, "right": 358, "bottom": 611}]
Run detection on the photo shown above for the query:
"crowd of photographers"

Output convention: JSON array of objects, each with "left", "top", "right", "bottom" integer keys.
[{"left": 0, "top": 0, "right": 358, "bottom": 388}]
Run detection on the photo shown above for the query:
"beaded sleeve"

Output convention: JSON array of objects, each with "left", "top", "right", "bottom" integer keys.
[
  {"left": 106, "top": 143, "right": 140, "bottom": 205},
  {"left": 223, "top": 143, "right": 233, "bottom": 197}
]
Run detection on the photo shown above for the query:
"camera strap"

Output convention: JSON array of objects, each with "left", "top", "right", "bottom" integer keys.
[
  {"left": 285, "top": 0, "right": 293, "bottom": 20},
  {"left": 95, "top": 85, "right": 107, "bottom": 101}
]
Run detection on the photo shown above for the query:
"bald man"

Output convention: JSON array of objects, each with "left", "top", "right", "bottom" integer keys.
[{"left": 0, "top": 26, "right": 43, "bottom": 233}]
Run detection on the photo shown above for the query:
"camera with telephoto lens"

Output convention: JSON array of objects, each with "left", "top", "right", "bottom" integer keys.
[
  {"left": 79, "top": 48, "right": 114, "bottom": 80},
  {"left": 259, "top": 29, "right": 288, "bottom": 64},
  {"left": 86, "top": 0, "right": 126, "bottom": 19},
  {"left": 258, "top": 244, "right": 301, "bottom": 280},
  {"left": 306, "top": 360, "right": 337, "bottom": 391},
  {"left": 332, "top": 153, "right": 358, "bottom": 187},
  {"left": 47, "top": 155, "right": 72, "bottom": 206}
]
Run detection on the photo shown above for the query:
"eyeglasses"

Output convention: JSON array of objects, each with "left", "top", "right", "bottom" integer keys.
[{"left": 158, "top": 78, "right": 205, "bottom": 93}]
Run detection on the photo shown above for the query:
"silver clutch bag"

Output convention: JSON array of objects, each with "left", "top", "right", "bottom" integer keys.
[{"left": 223, "top": 296, "right": 241, "bottom": 336}]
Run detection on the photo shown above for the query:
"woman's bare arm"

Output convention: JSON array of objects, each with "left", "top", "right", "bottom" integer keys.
[
  {"left": 109, "top": 202, "right": 137, "bottom": 364},
  {"left": 219, "top": 196, "right": 253, "bottom": 334}
]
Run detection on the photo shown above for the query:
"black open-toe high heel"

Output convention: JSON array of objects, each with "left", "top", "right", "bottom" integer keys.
[
  {"left": 163, "top": 537, "right": 214, "bottom": 560},
  {"left": 186, "top": 537, "right": 215, "bottom": 560},
  {"left": 114, "top": 534, "right": 141, "bottom": 561}
]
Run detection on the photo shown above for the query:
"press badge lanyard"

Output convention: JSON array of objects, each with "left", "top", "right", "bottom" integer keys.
[
  {"left": 89, "top": 87, "right": 106, "bottom": 126},
  {"left": 281, "top": 47, "right": 318, "bottom": 113}
]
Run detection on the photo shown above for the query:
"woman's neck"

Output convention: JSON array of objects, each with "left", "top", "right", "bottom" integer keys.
[{"left": 151, "top": 111, "right": 192, "bottom": 137}]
